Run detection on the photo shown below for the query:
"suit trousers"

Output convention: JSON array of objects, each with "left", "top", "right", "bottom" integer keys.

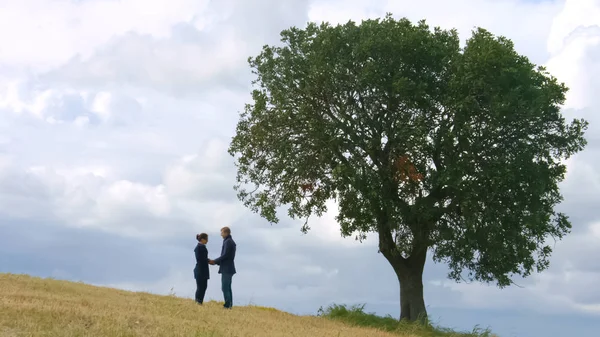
[
  {"left": 195, "top": 278, "right": 208, "bottom": 304},
  {"left": 221, "top": 273, "right": 233, "bottom": 308}
]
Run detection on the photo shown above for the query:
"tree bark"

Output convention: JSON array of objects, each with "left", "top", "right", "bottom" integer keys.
[
  {"left": 383, "top": 248, "right": 428, "bottom": 322},
  {"left": 397, "top": 263, "right": 427, "bottom": 322},
  {"left": 375, "top": 173, "right": 429, "bottom": 322}
]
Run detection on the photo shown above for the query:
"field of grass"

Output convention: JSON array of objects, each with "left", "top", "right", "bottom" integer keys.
[
  {"left": 317, "top": 304, "right": 496, "bottom": 337},
  {"left": 0, "top": 273, "right": 496, "bottom": 337}
]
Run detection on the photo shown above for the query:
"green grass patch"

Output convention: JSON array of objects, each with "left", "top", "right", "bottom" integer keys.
[{"left": 317, "top": 304, "right": 497, "bottom": 337}]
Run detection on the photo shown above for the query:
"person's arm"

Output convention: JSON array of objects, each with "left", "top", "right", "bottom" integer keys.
[
  {"left": 200, "top": 245, "right": 208, "bottom": 264},
  {"left": 213, "top": 240, "right": 233, "bottom": 265},
  {"left": 194, "top": 245, "right": 202, "bottom": 263}
]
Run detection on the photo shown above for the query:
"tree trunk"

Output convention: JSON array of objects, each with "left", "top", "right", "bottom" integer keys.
[
  {"left": 397, "top": 264, "right": 427, "bottom": 322},
  {"left": 383, "top": 249, "right": 428, "bottom": 322}
]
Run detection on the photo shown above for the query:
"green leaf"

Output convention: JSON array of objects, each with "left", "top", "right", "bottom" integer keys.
[{"left": 229, "top": 15, "right": 588, "bottom": 288}]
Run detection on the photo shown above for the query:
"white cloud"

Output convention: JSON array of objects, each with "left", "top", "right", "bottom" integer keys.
[
  {"left": 0, "top": 0, "right": 211, "bottom": 71},
  {"left": 43, "top": 28, "right": 246, "bottom": 96},
  {"left": 164, "top": 139, "right": 234, "bottom": 202},
  {"left": 547, "top": 0, "right": 600, "bottom": 55},
  {"left": 546, "top": 33, "right": 600, "bottom": 110},
  {"left": 0, "top": 81, "right": 54, "bottom": 118}
]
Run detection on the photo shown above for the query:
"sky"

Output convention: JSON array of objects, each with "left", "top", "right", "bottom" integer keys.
[{"left": 0, "top": 0, "right": 599, "bottom": 336}]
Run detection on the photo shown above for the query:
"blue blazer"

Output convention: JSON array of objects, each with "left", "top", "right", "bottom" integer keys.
[
  {"left": 213, "top": 235, "right": 236, "bottom": 275},
  {"left": 193, "top": 243, "right": 209, "bottom": 280}
]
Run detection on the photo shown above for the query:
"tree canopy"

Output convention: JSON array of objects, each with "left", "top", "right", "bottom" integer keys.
[{"left": 228, "top": 14, "right": 588, "bottom": 321}]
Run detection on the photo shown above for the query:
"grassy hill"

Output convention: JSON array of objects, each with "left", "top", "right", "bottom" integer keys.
[{"left": 0, "top": 273, "right": 496, "bottom": 337}]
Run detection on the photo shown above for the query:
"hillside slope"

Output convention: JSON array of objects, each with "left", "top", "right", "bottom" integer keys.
[{"left": 0, "top": 273, "right": 411, "bottom": 337}]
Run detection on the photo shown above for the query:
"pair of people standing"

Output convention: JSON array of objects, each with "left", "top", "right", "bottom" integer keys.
[{"left": 193, "top": 226, "right": 236, "bottom": 309}]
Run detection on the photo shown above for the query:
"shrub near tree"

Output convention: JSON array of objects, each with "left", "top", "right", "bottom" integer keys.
[{"left": 228, "top": 14, "right": 588, "bottom": 322}]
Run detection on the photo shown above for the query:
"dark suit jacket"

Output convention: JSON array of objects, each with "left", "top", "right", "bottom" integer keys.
[
  {"left": 213, "top": 235, "right": 236, "bottom": 275},
  {"left": 193, "top": 243, "right": 209, "bottom": 280}
]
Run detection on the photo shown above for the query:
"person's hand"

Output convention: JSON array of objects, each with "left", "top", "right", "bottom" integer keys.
[{"left": 208, "top": 260, "right": 215, "bottom": 265}]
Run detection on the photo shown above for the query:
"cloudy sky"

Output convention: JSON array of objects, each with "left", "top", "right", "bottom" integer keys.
[{"left": 0, "top": 0, "right": 599, "bottom": 336}]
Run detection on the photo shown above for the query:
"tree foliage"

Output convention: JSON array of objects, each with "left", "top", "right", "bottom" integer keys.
[{"left": 228, "top": 14, "right": 588, "bottom": 316}]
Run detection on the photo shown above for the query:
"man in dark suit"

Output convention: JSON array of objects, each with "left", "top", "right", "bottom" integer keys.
[
  {"left": 193, "top": 233, "right": 209, "bottom": 304},
  {"left": 208, "top": 227, "right": 236, "bottom": 309}
]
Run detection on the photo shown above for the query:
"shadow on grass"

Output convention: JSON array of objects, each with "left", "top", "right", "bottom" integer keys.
[{"left": 317, "top": 304, "right": 497, "bottom": 337}]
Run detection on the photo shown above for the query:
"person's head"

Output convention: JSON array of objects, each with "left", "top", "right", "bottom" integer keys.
[
  {"left": 196, "top": 233, "right": 208, "bottom": 244},
  {"left": 220, "top": 226, "right": 231, "bottom": 239}
]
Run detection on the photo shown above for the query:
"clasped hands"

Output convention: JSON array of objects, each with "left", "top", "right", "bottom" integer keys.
[{"left": 208, "top": 259, "right": 216, "bottom": 265}]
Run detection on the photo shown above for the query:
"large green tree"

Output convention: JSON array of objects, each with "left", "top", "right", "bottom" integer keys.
[{"left": 228, "top": 15, "right": 588, "bottom": 321}]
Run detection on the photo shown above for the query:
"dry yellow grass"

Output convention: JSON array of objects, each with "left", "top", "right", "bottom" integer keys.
[{"left": 0, "top": 273, "right": 415, "bottom": 337}]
